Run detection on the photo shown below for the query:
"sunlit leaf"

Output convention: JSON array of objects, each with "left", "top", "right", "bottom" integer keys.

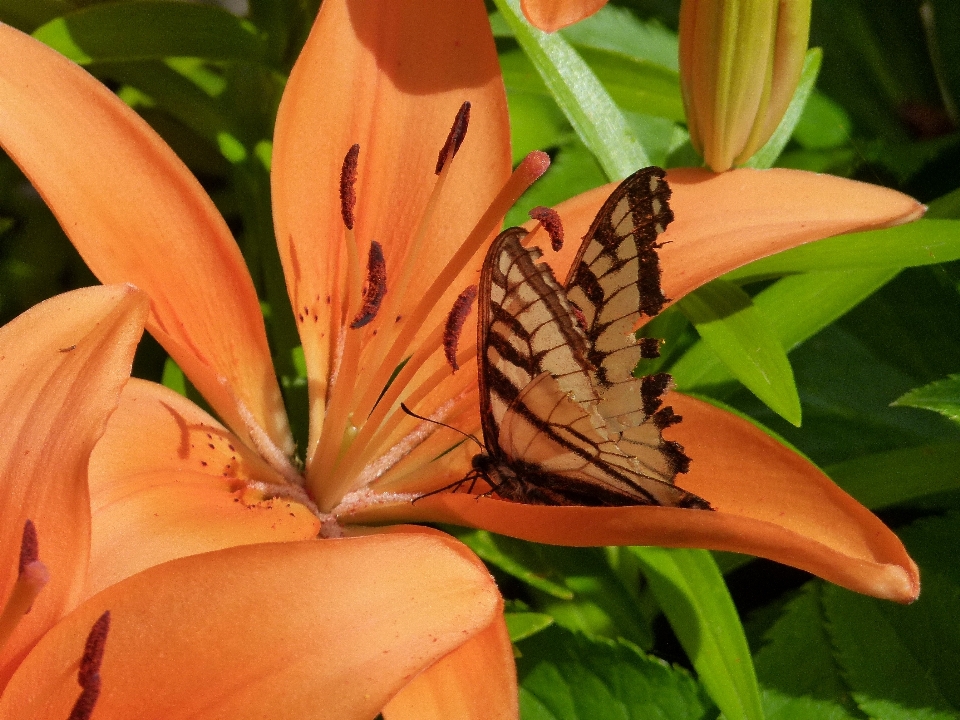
[
  {"left": 631, "top": 547, "right": 763, "bottom": 720},
  {"left": 677, "top": 279, "right": 802, "bottom": 426}
]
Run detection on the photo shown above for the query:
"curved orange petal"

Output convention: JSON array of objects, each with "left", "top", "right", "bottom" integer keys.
[
  {"left": 0, "top": 285, "right": 147, "bottom": 689},
  {"left": 544, "top": 168, "right": 925, "bottom": 312},
  {"left": 520, "top": 0, "right": 608, "bottom": 32},
  {"left": 272, "top": 0, "right": 510, "bottom": 455},
  {"left": 85, "top": 379, "right": 320, "bottom": 599},
  {"left": 0, "top": 534, "right": 502, "bottom": 719},
  {"left": 344, "top": 394, "right": 918, "bottom": 603},
  {"left": 0, "top": 22, "right": 292, "bottom": 456},
  {"left": 383, "top": 615, "right": 517, "bottom": 720}
]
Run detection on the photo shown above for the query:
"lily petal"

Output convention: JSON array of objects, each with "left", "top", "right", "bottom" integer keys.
[
  {"left": 86, "top": 379, "right": 320, "bottom": 599},
  {"left": 0, "top": 285, "right": 147, "bottom": 688},
  {"left": 0, "top": 534, "right": 502, "bottom": 719},
  {"left": 272, "top": 0, "right": 510, "bottom": 453},
  {"left": 544, "top": 167, "right": 925, "bottom": 310},
  {"left": 345, "top": 394, "right": 918, "bottom": 603},
  {"left": 520, "top": 0, "right": 608, "bottom": 32},
  {"left": 383, "top": 614, "right": 518, "bottom": 720},
  {"left": 0, "top": 22, "right": 292, "bottom": 456}
]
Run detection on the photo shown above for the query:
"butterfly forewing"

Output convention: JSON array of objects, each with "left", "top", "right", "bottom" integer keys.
[
  {"left": 475, "top": 187, "right": 709, "bottom": 508},
  {"left": 565, "top": 166, "right": 673, "bottom": 389}
]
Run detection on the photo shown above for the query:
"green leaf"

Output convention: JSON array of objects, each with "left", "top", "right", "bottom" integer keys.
[
  {"left": 745, "top": 48, "right": 823, "bottom": 170},
  {"left": 670, "top": 268, "right": 899, "bottom": 394},
  {"left": 558, "top": 4, "right": 679, "bottom": 70},
  {"left": 574, "top": 46, "right": 684, "bottom": 122},
  {"left": 516, "top": 625, "right": 712, "bottom": 720},
  {"left": 506, "top": 611, "right": 555, "bottom": 643},
  {"left": 492, "top": 0, "right": 648, "bottom": 179},
  {"left": 726, "top": 220, "right": 960, "bottom": 282},
  {"left": 826, "top": 442, "right": 960, "bottom": 509},
  {"left": 893, "top": 373, "right": 960, "bottom": 425},
  {"left": 455, "top": 530, "right": 656, "bottom": 647},
  {"left": 455, "top": 529, "right": 573, "bottom": 600},
  {"left": 630, "top": 547, "right": 763, "bottom": 720},
  {"left": 792, "top": 91, "right": 853, "bottom": 151},
  {"left": 825, "top": 559, "right": 960, "bottom": 717},
  {"left": 676, "top": 278, "right": 802, "bottom": 426},
  {"left": 33, "top": 1, "right": 268, "bottom": 65},
  {"left": 753, "top": 584, "right": 862, "bottom": 720}
]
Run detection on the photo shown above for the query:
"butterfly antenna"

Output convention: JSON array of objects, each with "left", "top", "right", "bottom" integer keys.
[{"left": 399, "top": 402, "right": 485, "bottom": 449}]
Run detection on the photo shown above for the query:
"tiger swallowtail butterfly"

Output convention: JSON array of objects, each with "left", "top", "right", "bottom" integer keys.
[{"left": 470, "top": 166, "right": 711, "bottom": 508}]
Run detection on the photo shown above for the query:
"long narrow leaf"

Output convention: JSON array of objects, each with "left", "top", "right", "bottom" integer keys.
[
  {"left": 677, "top": 278, "right": 802, "bottom": 426},
  {"left": 33, "top": 1, "right": 269, "bottom": 66},
  {"left": 671, "top": 268, "right": 899, "bottom": 392},
  {"left": 492, "top": 0, "right": 648, "bottom": 178},
  {"left": 631, "top": 547, "right": 763, "bottom": 720},
  {"left": 726, "top": 219, "right": 960, "bottom": 281}
]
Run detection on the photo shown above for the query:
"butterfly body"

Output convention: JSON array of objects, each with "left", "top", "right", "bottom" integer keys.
[{"left": 472, "top": 169, "right": 710, "bottom": 509}]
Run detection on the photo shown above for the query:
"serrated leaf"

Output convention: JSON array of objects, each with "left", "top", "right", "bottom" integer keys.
[
  {"left": 745, "top": 48, "right": 823, "bottom": 170},
  {"left": 825, "top": 558, "right": 960, "bottom": 718},
  {"left": 492, "top": 0, "right": 648, "bottom": 179},
  {"left": 516, "top": 625, "right": 712, "bottom": 720},
  {"left": 676, "top": 278, "right": 802, "bottom": 426},
  {"left": 33, "top": 2, "right": 268, "bottom": 66},
  {"left": 671, "top": 268, "right": 899, "bottom": 393},
  {"left": 506, "top": 611, "right": 555, "bottom": 643},
  {"left": 893, "top": 373, "right": 960, "bottom": 425},
  {"left": 826, "top": 443, "right": 960, "bottom": 509},
  {"left": 753, "top": 584, "right": 862, "bottom": 720},
  {"left": 631, "top": 547, "right": 763, "bottom": 720},
  {"left": 726, "top": 220, "right": 960, "bottom": 282}
]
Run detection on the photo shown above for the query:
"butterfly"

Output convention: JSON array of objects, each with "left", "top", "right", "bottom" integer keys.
[{"left": 469, "top": 166, "right": 711, "bottom": 508}]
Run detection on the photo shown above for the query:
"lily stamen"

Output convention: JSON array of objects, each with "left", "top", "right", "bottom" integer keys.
[
  {"left": 349, "top": 150, "right": 551, "bottom": 428},
  {"left": 443, "top": 285, "right": 478, "bottom": 372},
  {"left": 68, "top": 611, "right": 109, "bottom": 720},
  {"left": 350, "top": 241, "right": 387, "bottom": 329},
  {"left": 311, "top": 103, "right": 476, "bottom": 501},
  {"left": 0, "top": 520, "right": 50, "bottom": 653},
  {"left": 435, "top": 101, "right": 471, "bottom": 175},
  {"left": 528, "top": 205, "right": 564, "bottom": 251}
]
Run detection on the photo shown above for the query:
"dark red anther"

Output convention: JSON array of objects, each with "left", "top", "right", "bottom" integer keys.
[
  {"left": 444, "top": 285, "right": 478, "bottom": 372},
  {"left": 436, "top": 101, "right": 471, "bottom": 175},
  {"left": 528, "top": 206, "right": 564, "bottom": 251},
  {"left": 340, "top": 144, "right": 360, "bottom": 230},
  {"left": 350, "top": 241, "right": 388, "bottom": 329},
  {"left": 69, "top": 611, "right": 110, "bottom": 720},
  {"left": 18, "top": 519, "right": 38, "bottom": 576}
]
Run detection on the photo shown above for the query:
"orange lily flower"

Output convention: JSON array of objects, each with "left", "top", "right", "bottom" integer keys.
[
  {"left": 521, "top": 0, "right": 607, "bottom": 32},
  {"left": 0, "top": 288, "right": 508, "bottom": 717},
  {"left": 0, "top": 1, "right": 923, "bottom": 714}
]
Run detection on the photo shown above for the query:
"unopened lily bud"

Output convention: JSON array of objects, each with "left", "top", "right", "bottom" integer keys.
[{"left": 679, "top": 0, "right": 811, "bottom": 171}]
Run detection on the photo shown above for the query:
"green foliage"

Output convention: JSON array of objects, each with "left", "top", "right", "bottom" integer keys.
[
  {"left": 516, "top": 625, "right": 713, "bottom": 720},
  {"left": 2, "top": 0, "right": 960, "bottom": 717}
]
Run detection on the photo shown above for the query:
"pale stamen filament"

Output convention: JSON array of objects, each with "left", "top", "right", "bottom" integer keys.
[
  {"left": 338, "top": 340, "right": 477, "bottom": 495},
  {"left": 311, "top": 111, "right": 468, "bottom": 507},
  {"left": 326, "top": 320, "right": 448, "bottom": 497},
  {"left": 349, "top": 150, "right": 550, "bottom": 428}
]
